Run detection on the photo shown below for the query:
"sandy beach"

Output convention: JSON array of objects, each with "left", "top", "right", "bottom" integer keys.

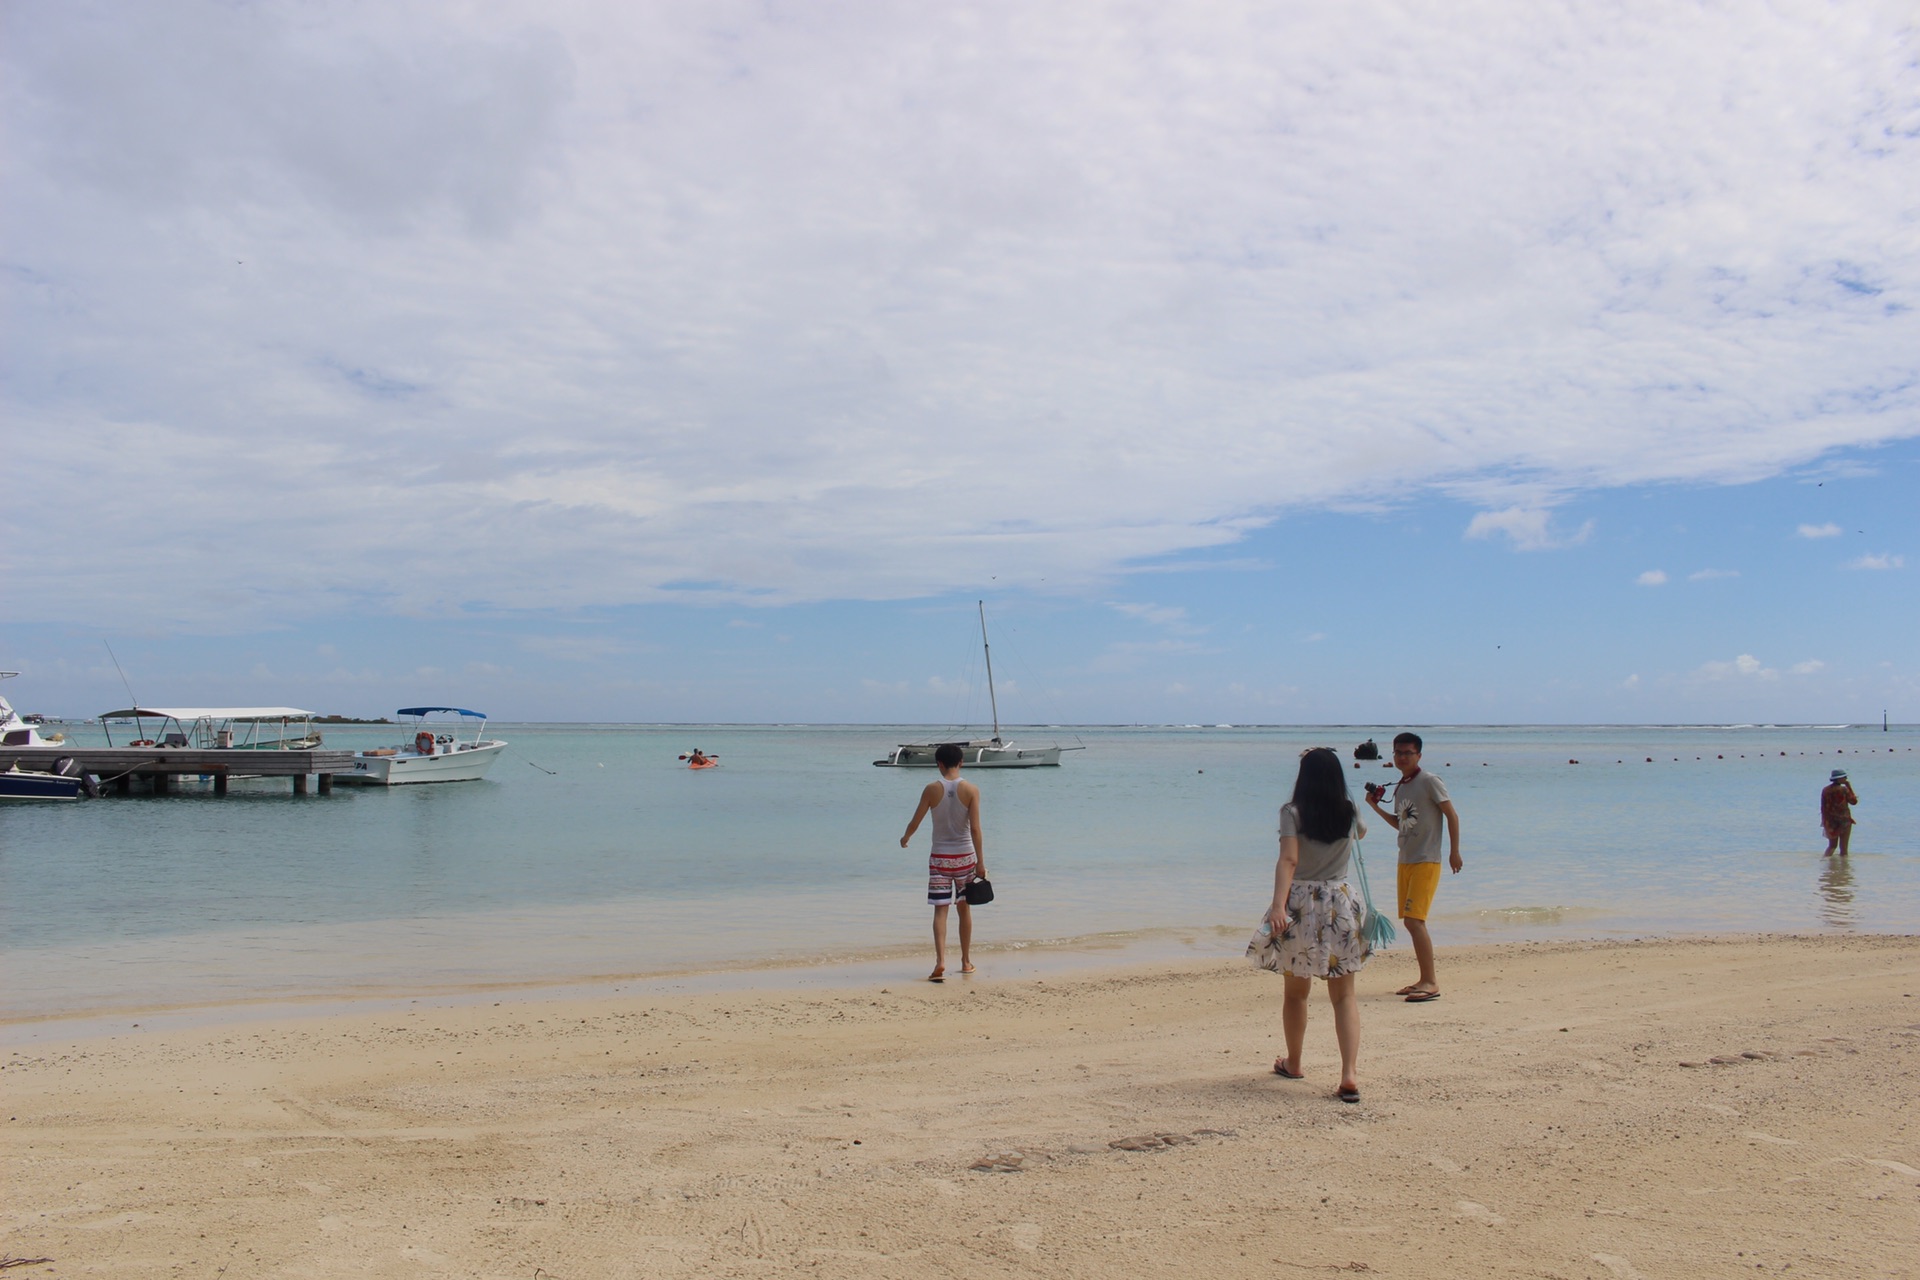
[{"left": 4, "top": 934, "right": 1916, "bottom": 1278}]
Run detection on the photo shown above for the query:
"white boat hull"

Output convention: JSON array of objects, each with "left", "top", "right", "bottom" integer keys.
[
  {"left": 873, "top": 740, "right": 1062, "bottom": 768},
  {"left": 341, "top": 740, "right": 506, "bottom": 785}
]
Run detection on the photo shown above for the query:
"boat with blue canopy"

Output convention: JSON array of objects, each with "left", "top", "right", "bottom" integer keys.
[{"left": 339, "top": 707, "right": 507, "bottom": 786}]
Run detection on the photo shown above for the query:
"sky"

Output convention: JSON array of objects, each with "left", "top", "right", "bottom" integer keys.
[{"left": 3, "top": 0, "right": 1915, "bottom": 724}]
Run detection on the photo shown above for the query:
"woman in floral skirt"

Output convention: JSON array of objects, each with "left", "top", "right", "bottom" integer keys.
[{"left": 1266, "top": 746, "right": 1370, "bottom": 1103}]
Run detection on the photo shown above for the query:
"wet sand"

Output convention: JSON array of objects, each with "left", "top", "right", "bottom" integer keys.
[{"left": 3, "top": 934, "right": 1916, "bottom": 1277}]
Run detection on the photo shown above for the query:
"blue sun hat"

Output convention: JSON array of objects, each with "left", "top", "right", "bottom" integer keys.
[{"left": 1830, "top": 769, "right": 1848, "bottom": 781}]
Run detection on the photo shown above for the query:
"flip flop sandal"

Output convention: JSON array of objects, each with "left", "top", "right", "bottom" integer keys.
[
  {"left": 1273, "top": 1060, "right": 1304, "bottom": 1079},
  {"left": 1337, "top": 1087, "right": 1361, "bottom": 1104},
  {"left": 1404, "top": 990, "right": 1442, "bottom": 1003}
]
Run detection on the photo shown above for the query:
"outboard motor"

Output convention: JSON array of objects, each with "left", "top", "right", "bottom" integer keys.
[
  {"left": 1353, "top": 738, "right": 1380, "bottom": 761},
  {"left": 53, "top": 756, "right": 100, "bottom": 799}
]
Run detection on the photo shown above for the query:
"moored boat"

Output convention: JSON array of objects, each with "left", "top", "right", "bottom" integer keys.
[
  {"left": 340, "top": 708, "right": 505, "bottom": 785},
  {"left": 873, "top": 603, "right": 1079, "bottom": 769},
  {"left": 0, "top": 673, "right": 65, "bottom": 746},
  {"left": 873, "top": 739, "right": 1064, "bottom": 768},
  {"left": 97, "top": 705, "right": 322, "bottom": 750},
  {"left": 0, "top": 762, "right": 86, "bottom": 801}
]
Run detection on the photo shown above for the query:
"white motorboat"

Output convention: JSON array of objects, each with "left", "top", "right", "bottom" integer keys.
[
  {"left": 0, "top": 673, "right": 65, "bottom": 746},
  {"left": 873, "top": 603, "right": 1080, "bottom": 769},
  {"left": 340, "top": 707, "right": 506, "bottom": 785}
]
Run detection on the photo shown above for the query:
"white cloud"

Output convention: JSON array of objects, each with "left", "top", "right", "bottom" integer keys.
[
  {"left": 1464, "top": 508, "right": 1594, "bottom": 552},
  {"left": 1848, "top": 553, "right": 1905, "bottom": 570},
  {"left": 1620, "top": 673, "right": 1640, "bottom": 689},
  {"left": 1636, "top": 570, "right": 1668, "bottom": 586},
  {"left": 1696, "top": 653, "right": 1779, "bottom": 681},
  {"left": 7, "top": 2, "right": 1920, "bottom": 625},
  {"left": 1797, "top": 523, "right": 1842, "bottom": 539},
  {"left": 1688, "top": 568, "right": 1740, "bottom": 581},
  {"left": 726, "top": 618, "right": 764, "bottom": 629},
  {"left": 1789, "top": 659, "right": 1825, "bottom": 675}
]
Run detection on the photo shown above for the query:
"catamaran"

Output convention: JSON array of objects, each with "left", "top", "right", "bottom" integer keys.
[{"left": 872, "top": 603, "right": 1080, "bottom": 769}]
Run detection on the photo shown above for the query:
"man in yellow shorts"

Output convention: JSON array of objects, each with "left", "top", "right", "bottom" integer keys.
[{"left": 1363, "top": 732, "right": 1462, "bottom": 1002}]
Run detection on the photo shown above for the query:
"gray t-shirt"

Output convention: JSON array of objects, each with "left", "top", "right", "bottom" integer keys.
[
  {"left": 1279, "top": 804, "right": 1364, "bottom": 881},
  {"left": 1392, "top": 770, "right": 1452, "bottom": 865}
]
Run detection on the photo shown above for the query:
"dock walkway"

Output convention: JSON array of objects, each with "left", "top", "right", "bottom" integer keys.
[{"left": 0, "top": 747, "right": 357, "bottom": 795}]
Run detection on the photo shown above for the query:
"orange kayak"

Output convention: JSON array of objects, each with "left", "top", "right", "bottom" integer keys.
[{"left": 687, "top": 759, "right": 718, "bottom": 770}]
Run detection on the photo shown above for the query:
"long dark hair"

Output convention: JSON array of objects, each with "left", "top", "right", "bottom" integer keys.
[{"left": 1290, "top": 747, "right": 1357, "bottom": 844}]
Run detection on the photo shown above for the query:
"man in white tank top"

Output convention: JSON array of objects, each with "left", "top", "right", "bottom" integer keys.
[{"left": 900, "top": 743, "right": 987, "bottom": 981}]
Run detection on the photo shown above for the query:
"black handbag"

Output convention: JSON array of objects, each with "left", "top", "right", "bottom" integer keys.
[{"left": 963, "top": 877, "right": 994, "bottom": 905}]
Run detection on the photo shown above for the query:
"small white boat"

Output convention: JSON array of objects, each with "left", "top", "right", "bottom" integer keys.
[
  {"left": 341, "top": 707, "right": 505, "bottom": 785},
  {"left": 873, "top": 603, "right": 1080, "bottom": 769}
]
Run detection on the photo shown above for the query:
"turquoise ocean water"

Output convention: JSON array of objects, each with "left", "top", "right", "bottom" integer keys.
[{"left": 3, "top": 723, "right": 1915, "bottom": 1020}]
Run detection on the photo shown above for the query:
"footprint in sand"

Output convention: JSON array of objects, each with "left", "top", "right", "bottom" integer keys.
[
  {"left": 1678, "top": 1049, "right": 1782, "bottom": 1068},
  {"left": 970, "top": 1150, "right": 1032, "bottom": 1172},
  {"left": 1592, "top": 1254, "right": 1645, "bottom": 1280},
  {"left": 1453, "top": 1200, "right": 1505, "bottom": 1225},
  {"left": 1109, "top": 1132, "right": 1195, "bottom": 1152},
  {"left": 973, "top": 1129, "right": 1235, "bottom": 1170},
  {"left": 1428, "top": 1155, "right": 1463, "bottom": 1174},
  {"left": 1743, "top": 1131, "right": 1798, "bottom": 1146}
]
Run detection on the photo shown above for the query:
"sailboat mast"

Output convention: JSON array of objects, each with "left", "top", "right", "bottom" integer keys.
[{"left": 978, "top": 600, "right": 1001, "bottom": 742}]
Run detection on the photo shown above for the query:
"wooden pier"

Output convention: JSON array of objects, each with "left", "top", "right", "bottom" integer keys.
[{"left": 0, "top": 747, "right": 357, "bottom": 796}]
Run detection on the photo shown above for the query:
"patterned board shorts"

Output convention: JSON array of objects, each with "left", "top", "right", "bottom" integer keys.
[
  {"left": 1274, "top": 877, "right": 1371, "bottom": 979},
  {"left": 928, "top": 866, "right": 976, "bottom": 905}
]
